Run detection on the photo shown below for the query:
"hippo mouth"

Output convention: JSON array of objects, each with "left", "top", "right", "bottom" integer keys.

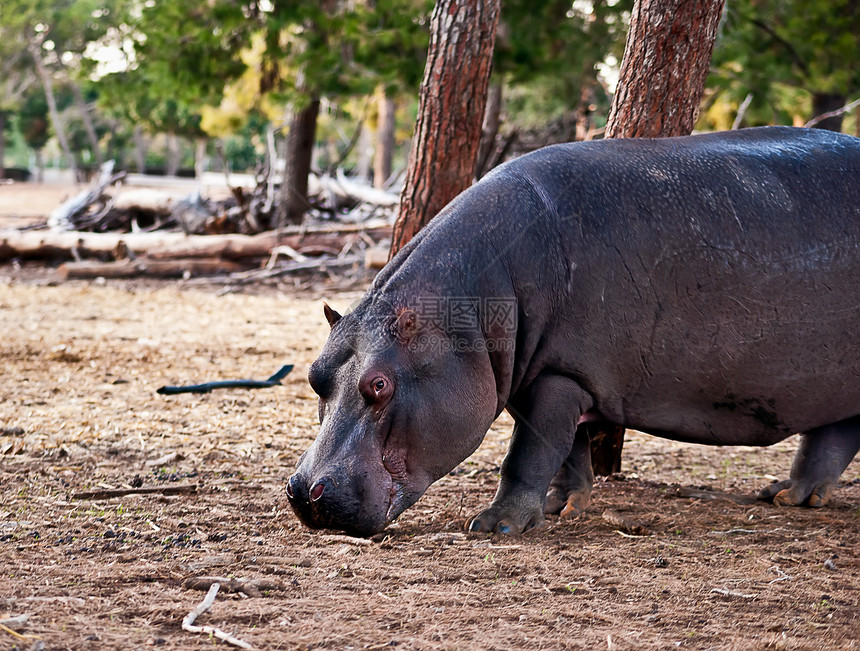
[{"left": 382, "top": 445, "right": 409, "bottom": 523}]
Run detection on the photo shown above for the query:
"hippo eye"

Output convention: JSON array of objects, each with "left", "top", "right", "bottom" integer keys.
[{"left": 361, "top": 373, "right": 392, "bottom": 405}]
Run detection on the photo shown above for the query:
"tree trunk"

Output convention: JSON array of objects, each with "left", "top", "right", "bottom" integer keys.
[
  {"left": 165, "top": 132, "right": 181, "bottom": 177},
  {"left": 389, "top": 0, "right": 501, "bottom": 258},
  {"left": 194, "top": 138, "right": 207, "bottom": 179},
  {"left": 356, "top": 122, "right": 373, "bottom": 182},
  {"left": 34, "top": 148, "right": 45, "bottom": 183},
  {"left": 0, "top": 112, "right": 6, "bottom": 180},
  {"left": 278, "top": 97, "right": 321, "bottom": 227},
  {"left": 605, "top": 0, "right": 726, "bottom": 139},
  {"left": 810, "top": 92, "right": 847, "bottom": 133},
  {"left": 68, "top": 78, "right": 104, "bottom": 167},
  {"left": 373, "top": 91, "right": 395, "bottom": 189},
  {"left": 475, "top": 80, "right": 502, "bottom": 179},
  {"left": 28, "top": 40, "right": 80, "bottom": 181},
  {"left": 597, "top": 0, "right": 725, "bottom": 476},
  {"left": 133, "top": 126, "right": 148, "bottom": 173}
]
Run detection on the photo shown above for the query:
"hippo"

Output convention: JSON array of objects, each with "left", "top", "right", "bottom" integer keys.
[{"left": 287, "top": 126, "right": 860, "bottom": 536}]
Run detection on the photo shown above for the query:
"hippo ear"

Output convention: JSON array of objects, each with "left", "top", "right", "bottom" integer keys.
[
  {"left": 393, "top": 307, "right": 420, "bottom": 343},
  {"left": 323, "top": 303, "right": 342, "bottom": 328}
]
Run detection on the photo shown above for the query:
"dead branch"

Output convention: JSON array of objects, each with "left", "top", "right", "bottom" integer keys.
[
  {"left": 804, "top": 97, "right": 860, "bottom": 128},
  {"left": 731, "top": 93, "right": 754, "bottom": 130},
  {"left": 182, "top": 583, "right": 253, "bottom": 649},
  {"left": 48, "top": 160, "right": 125, "bottom": 230},
  {"left": 157, "top": 364, "right": 293, "bottom": 395},
  {"left": 186, "top": 253, "right": 364, "bottom": 286},
  {"left": 184, "top": 576, "right": 283, "bottom": 598},
  {"left": 72, "top": 483, "right": 198, "bottom": 500}
]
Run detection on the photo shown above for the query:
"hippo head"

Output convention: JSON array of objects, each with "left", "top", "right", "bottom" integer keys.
[{"left": 287, "top": 297, "right": 500, "bottom": 536}]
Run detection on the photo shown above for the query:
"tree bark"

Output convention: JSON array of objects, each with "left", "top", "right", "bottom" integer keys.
[
  {"left": 597, "top": 0, "right": 725, "bottom": 476},
  {"left": 277, "top": 97, "right": 321, "bottom": 227},
  {"left": 605, "top": 0, "right": 726, "bottom": 139},
  {"left": 389, "top": 0, "right": 501, "bottom": 258},
  {"left": 373, "top": 91, "right": 395, "bottom": 189}
]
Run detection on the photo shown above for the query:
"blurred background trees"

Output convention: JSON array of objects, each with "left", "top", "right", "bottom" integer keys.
[{"left": 0, "top": 0, "right": 857, "bottom": 215}]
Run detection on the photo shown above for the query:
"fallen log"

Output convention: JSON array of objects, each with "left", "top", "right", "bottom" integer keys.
[
  {"left": 0, "top": 225, "right": 390, "bottom": 262},
  {"left": 57, "top": 258, "right": 244, "bottom": 280}
]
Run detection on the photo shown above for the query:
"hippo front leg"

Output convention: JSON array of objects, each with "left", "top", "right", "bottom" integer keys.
[
  {"left": 759, "top": 416, "right": 860, "bottom": 507},
  {"left": 467, "top": 374, "right": 593, "bottom": 535}
]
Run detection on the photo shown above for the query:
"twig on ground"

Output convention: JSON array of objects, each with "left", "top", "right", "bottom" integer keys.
[
  {"left": 157, "top": 364, "right": 293, "bottom": 395},
  {"left": 768, "top": 565, "right": 791, "bottom": 584},
  {"left": 0, "top": 614, "right": 31, "bottom": 631},
  {"left": 72, "top": 483, "right": 198, "bottom": 500},
  {"left": 318, "top": 533, "right": 374, "bottom": 546},
  {"left": 0, "top": 621, "right": 41, "bottom": 641},
  {"left": 708, "top": 528, "right": 758, "bottom": 536},
  {"left": 184, "top": 576, "right": 283, "bottom": 598},
  {"left": 144, "top": 451, "right": 182, "bottom": 468},
  {"left": 182, "top": 583, "right": 253, "bottom": 649},
  {"left": 676, "top": 487, "right": 759, "bottom": 505},
  {"left": 710, "top": 587, "right": 756, "bottom": 599}
]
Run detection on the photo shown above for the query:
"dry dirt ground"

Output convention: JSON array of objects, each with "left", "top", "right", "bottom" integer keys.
[{"left": 0, "top": 191, "right": 858, "bottom": 650}]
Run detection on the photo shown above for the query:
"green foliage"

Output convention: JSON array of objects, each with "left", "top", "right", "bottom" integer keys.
[
  {"left": 496, "top": 0, "right": 632, "bottom": 131},
  {"left": 17, "top": 87, "right": 50, "bottom": 150},
  {"left": 709, "top": 0, "right": 860, "bottom": 125}
]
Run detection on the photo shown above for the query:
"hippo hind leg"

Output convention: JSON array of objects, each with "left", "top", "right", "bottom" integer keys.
[
  {"left": 545, "top": 426, "right": 594, "bottom": 517},
  {"left": 759, "top": 415, "right": 860, "bottom": 507}
]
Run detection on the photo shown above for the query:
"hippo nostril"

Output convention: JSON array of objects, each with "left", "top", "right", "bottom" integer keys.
[{"left": 310, "top": 481, "right": 325, "bottom": 501}]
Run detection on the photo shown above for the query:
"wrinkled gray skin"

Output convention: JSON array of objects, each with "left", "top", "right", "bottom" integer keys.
[{"left": 287, "top": 126, "right": 860, "bottom": 537}]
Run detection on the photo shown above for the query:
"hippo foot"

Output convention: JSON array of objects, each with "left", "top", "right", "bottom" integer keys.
[
  {"left": 467, "top": 502, "right": 547, "bottom": 535},
  {"left": 758, "top": 479, "right": 832, "bottom": 508},
  {"left": 544, "top": 485, "right": 591, "bottom": 518},
  {"left": 543, "top": 446, "right": 593, "bottom": 518}
]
